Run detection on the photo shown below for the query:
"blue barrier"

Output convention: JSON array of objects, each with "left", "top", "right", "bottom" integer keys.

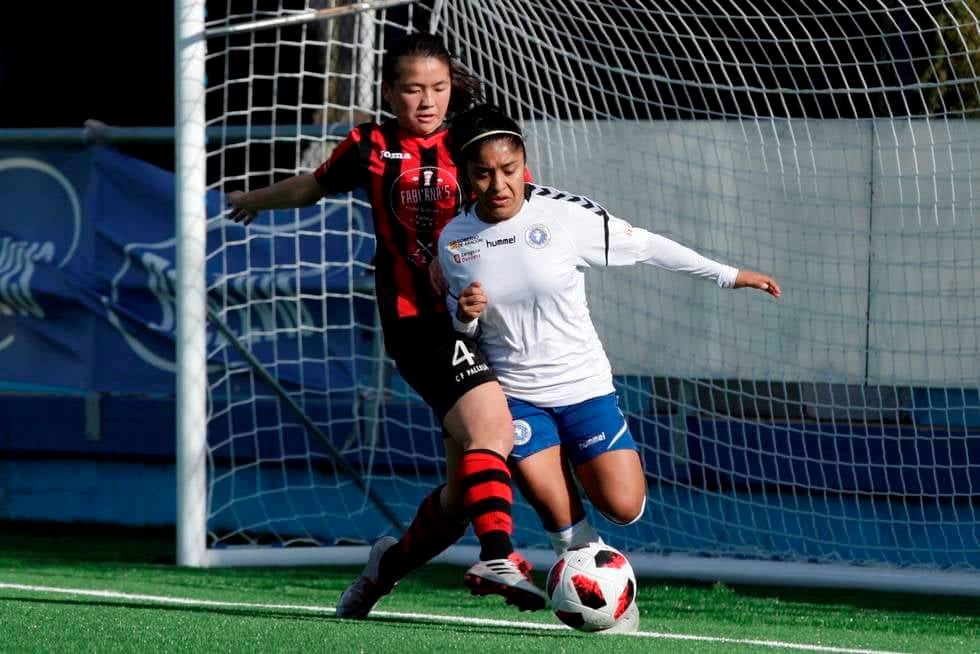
[{"left": 0, "top": 144, "right": 375, "bottom": 395}]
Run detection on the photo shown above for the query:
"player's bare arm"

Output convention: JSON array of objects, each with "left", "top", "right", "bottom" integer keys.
[{"left": 226, "top": 173, "right": 324, "bottom": 225}]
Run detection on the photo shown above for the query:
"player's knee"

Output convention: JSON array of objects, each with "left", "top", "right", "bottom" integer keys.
[
  {"left": 463, "top": 419, "right": 515, "bottom": 458},
  {"left": 489, "top": 432, "right": 515, "bottom": 458},
  {"left": 448, "top": 407, "right": 513, "bottom": 457},
  {"left": 600, "top": 495, "right": 646, "bottom": 526}
]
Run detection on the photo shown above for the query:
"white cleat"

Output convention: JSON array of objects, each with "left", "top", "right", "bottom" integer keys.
[
  {"left": 602, "top": 601, "right": 640, "bottom": 634},
  {"left": 335, "top": 536, "right": 398, "bottom": 619},
  {"left": 463, "top": 552, "right": 548, "bottom": 611}
]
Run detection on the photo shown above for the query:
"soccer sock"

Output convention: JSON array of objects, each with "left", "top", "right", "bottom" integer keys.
[
  {"left": 547, "top": 516, "right": 602, "bottom": 556},
  {"left": 378, "top": 484, "right": 467, "bottom": 582},
  {"left": 458, "top": 449, "right": 515, "bottom": 561}
]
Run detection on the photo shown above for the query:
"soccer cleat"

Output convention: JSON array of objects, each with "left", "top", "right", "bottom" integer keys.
[
  {"left": 601, "top": 601, "right": 640, "bottom": 634},
  {"left": 335, "top": 536, "right": 398, "bottom": 619},
  {"left": 463, "top": 552, "right": 548, "bottom": 611}
]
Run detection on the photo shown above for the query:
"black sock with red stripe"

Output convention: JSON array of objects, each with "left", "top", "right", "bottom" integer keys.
[
  {"left": 458, "top": 449, "right": 515, "bottom": 561},
  {"left": 378, "top": 484, "right": 467, "bottom": 582}
]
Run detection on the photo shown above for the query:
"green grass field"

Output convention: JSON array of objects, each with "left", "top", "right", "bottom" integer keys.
[{"left": 1, "top": 522, "right": 978, "bottom": 653}]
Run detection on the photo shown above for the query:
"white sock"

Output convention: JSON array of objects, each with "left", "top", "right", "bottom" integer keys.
[{"left": 547, "top": 517, "right": 602, "bottom": 556}]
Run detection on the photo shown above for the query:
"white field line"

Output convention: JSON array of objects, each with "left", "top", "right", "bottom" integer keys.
[{"left": 0, "top": 582, "right": 909, "bottom": 654}]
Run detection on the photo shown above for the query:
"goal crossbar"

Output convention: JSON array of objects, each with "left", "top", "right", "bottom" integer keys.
[{"left": 204, "top": 0, "right": 417, "bottom": 38}]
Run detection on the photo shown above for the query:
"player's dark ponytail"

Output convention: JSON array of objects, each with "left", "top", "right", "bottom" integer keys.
[{"left": 381, "top": 33, "right": 482, "bottom": 116}]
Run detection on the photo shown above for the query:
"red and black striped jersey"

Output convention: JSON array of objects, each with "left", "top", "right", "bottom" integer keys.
[{"left": 313, "top": 119, "right": 461, "bottom": 336}]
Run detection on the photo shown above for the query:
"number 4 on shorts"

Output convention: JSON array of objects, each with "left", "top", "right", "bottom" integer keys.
[{"left": 452, "top": 339, "right": 476, "bottom": 367}]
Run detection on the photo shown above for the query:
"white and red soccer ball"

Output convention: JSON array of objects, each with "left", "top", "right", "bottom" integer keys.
[{"left": 546, "top": 542, "right": 637, "bottom": 632}]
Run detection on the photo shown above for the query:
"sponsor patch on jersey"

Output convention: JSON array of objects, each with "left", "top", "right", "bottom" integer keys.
[
  {"left": 513, "top": 420, "right": 533, "bottom": 446},
  {"left": 447, "top": 235, "right": 482, "bottom": 252},
  {"left": 453, "top": 250, "right": 481, "bottom": 264},
  {"left": 389, "top": 166, "right": 460, "bottom": 230},
  {"left": 381, "top": 150, "right": 412, "bottom": 159},
  {"left": 525, "top": 224, "right": 551, "bottom": 249}
]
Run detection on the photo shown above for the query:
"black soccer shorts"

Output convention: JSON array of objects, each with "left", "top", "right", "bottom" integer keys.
[{"left": 390, "top": 319, "right": 498, "bottom": 421}]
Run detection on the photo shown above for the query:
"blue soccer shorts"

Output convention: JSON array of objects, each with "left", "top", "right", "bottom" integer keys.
[{"left": 507, "top": 392, "right": 637, "bottom": 466}]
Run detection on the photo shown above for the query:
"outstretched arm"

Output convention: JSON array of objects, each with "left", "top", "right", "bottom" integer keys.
[
  {"left": 227, "top": 125, "right": 364, "bottom": 225},
  {"left": 635, "top": 232, "right": 739, "bottom": 287},
  {"left": 641, "top": 232, "right": 781, "bottom": 297},
  {"left": 559, "top": 195, "right": 782, "bottom": 298},
  {"left": 226, "top": 173, "right": 324, "bottom": 225},
  {"left": 571, "top": 208, "right": 780, "bottom": 296}
]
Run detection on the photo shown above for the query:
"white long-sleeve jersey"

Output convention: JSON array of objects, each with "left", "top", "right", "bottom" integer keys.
[{"left": 438, "top": 184, "right": 739, "bottom": 407}]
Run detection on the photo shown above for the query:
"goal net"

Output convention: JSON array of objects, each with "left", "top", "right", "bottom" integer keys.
[{"left": 177, "top": 0, "right": 980, "bottom": 593}]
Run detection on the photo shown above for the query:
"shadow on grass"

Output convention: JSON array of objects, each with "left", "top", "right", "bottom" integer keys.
[
  {"left": 733, "top": 582, "right": 980, "bottom": 618},
  {"left": 0, "top": 520, "right": 176, "bottom": 565}
]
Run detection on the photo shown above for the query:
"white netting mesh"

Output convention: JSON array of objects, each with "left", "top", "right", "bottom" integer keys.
[
  {"left": 202, "top": 0, "right": 434, "bottom": 548},
  {"left": 198, "top": 0, "right": 979, "bottom": 573}
]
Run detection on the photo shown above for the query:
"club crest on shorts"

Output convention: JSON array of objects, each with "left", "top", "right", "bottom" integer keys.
[
  {"left": 525, "top": 224, "right": 551, "bottom": 249},
  {"left": 513, "top": 419, "right": 533, "bottom": 446}
]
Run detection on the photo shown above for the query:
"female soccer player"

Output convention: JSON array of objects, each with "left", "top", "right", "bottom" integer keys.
[
  {"left": 438, "top": 105, "right": 782, "bottom": 630},
  {"left": 226, "top": 36, "right": 546, "bottom": 616}
]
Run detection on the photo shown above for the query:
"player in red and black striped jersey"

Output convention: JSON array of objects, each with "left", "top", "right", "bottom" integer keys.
[
  {"left": 226, "top": 33, "right": 546, "bottom": 616},
  {"left": 312, "top": 115, "right": 459, "bottom": 345}
]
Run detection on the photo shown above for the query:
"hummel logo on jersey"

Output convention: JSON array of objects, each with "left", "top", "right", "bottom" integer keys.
[
  {"left": 579, "top": 432, "right": 606, "bottom": 449},
  {"left": 381, "top": 150, "right": 412, "bottom": 159},
  {"left": 486, "top": 236, "right": 516, "bottom": 248}
]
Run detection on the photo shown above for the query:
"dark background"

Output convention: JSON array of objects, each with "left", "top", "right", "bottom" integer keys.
[
  {"left": 0, "top": 1, "right": 929, "bottom": 130},
  {"left": 0, "top": 2, "right": 973, "bottom": 174},
  {"left": 0, "top": 1, "right": 416, "bottom": 172},
  {"left": 0, "top": 2, "right": 175, "bottom": 168},
  {"left": 0, "top": 3, "right": 175, "bottom": 129}
]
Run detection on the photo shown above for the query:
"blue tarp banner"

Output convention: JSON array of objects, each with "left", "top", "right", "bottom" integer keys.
[{"left": 0, "top": 145, "right": 375, "bottom": 394}]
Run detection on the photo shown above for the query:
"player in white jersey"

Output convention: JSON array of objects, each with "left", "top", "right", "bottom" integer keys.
[{"left": 437, "top": 106, "right": 780, "bottom": 631}]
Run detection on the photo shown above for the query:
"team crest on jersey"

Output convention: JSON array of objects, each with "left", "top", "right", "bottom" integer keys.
[
  {"left": 513, "top": 420, "right": 533, "bottom": 446},
  {"left": 525, "top": 224, "right": 551, "bottom": 249}
]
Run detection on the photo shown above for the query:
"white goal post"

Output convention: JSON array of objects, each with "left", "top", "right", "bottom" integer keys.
[{"left": 176, "top": 0, "right": 980, "bottom": 596}]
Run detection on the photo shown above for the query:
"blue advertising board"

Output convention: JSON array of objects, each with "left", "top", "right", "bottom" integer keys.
[{"left": 0, "top": 145, "right": 375, "bottom": 394}]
